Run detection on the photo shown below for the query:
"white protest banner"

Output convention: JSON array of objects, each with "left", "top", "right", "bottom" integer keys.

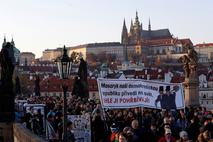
[
  {"left": 67, "top": 115, "right": 91, "bottom": 142},
  {"left": 97, "top": 78, "right": 185, "bottom": 109}
]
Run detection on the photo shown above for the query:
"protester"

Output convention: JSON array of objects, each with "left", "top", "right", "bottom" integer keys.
[
  {"left": 46, "top": 114, "right": 57, "bottom": 142},
  {"left": 65, "top": 121, "right": 75, "bottom": 142},
  {"left": 16, "top": 95, "right": 213, "bottom": 142},
  {"left": 109, "top": 123, "right": 120, "bottom": 142},
  {"left": 118, "top": 132, "right": 128, "bottom": 142},
  {"left": 176, "top": 131, "right": 192, "bottom": 142},
  {"left": 158, "top": 128, "right": 176, "bottom": 142}
]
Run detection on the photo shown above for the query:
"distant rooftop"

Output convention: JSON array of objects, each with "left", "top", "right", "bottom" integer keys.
[
  {"left": 87, "top": 42, "right": 121, "bottom": 47},
  {"left": 142, "top": 29, "right": 172, "bottom": 40},
  {"left": 69, "top": 42, "right": 122, "bottom": 49},
  {"left": 21, "top": 52, "right": 35, "bottom": 55},
  {"left": 44, "top": 48, "right": 62, "bottom": 51},
  {"left": 195, "top": 43, "right": 213, "bottom": 47}
]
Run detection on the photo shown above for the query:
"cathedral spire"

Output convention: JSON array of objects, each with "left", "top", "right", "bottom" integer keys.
[
  {"left": 148, "top": 18, "right": 151, "bottom": 31},
  {"left": 134, "top": 11, "right": 140, "bottom": 27},
  {"left": 121, "top": 18, "right": 128, "bottom": 44},
  {"left": 130, "top": 19, "right": 134, "bottom": 34}
]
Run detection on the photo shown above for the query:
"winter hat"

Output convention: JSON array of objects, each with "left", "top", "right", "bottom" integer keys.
[{"left": 179, "top": 131, "right": 188, "bottom": 138}]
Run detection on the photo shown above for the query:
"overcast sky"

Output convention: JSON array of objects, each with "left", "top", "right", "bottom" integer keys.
[{"left": 0, "top": 0, "right": 212, "bottom": 58}]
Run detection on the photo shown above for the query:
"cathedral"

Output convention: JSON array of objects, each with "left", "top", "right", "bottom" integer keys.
[
  {"left": 121, "top": 11, "right": 173, "bottom": 45},
  {"left": 121, "top": 11, "right": 192, "bottom": 66}
]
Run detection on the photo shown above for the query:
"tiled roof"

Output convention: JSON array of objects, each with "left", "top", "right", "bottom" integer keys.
[
  {"left": 19, "top": 66, "right": 58, "bottom": 73},
  {"left": 177, "top": 38, "right": 193, "bottom": 46},
  {"left": 134, "top": 69, "right": 165, "bottom": 80},
  {"left": 142, "top": 38, "right": 174, "bottom": 46},
  {"left": 87, "top": 42, "right": 121, "bottom": 47},
  {"left": 195, "top": 43, "right": 213, "bottom": 47},
  {"left": 39, "top": 77, "right": 98, "bottom": 92},
  {"left": 69, "top": 42, "right": 122, "bottom": 49},
  {"left": 141, "top": 29, "right": 172, "bottom": 40},
  {"left": 171, "top": 76, "right": 185, "bottom": 83}
]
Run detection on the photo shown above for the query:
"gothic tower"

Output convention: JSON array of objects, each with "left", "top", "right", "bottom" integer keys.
[
  {"left": 121, "top": 19, "right": 128, "bottom": 44},
  {"left": 129, "top": 19, "right": 134, "bottom": 36},
  {"left": 128, "top": 11, "right": 142, "bottom": 44}
]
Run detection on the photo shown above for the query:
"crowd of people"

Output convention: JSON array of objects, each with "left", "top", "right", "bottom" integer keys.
[{"left": 15, "top": 95, "right": 213, "bottom": 142}]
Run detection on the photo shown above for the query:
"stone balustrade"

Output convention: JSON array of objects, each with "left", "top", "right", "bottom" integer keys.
[{"left": 13, "top": 123, "right": 47, "bottom": 142}]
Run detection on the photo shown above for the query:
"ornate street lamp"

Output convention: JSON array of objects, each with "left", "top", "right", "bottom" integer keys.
[
  {"left": 55, "top": 45, "right": 73, "bottom": 141},
  {"left": 56, "top": 46, "right": 73, "bottom": 79}
]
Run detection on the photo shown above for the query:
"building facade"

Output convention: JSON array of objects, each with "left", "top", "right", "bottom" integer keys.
[
  {"left": 41, "top": 48, "right": 63, "bottom": 61},
  {"left": 19, "top": 52, "right": 35, "bottom": 66},
  {"left": 194, "top": 43, "right": 213, "bottom": 63}
]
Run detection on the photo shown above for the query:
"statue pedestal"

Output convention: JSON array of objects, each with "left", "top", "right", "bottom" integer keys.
[
  {"left": 184, "top": 77, "right": 199, "bottom": 107},
  {"left": 0, "top": 94, "right": 15, "bottom": 142}
]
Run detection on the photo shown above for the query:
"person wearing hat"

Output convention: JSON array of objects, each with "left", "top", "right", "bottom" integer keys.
[
  {"left": 176, "top": 131, "right": 192, "bottom": 142},
  {"left": 165, "top": 86, "right": 177, "bottom": 110},
  {"left": 155, "top": 86, "right": 167, "bottom": 109},
  {"left": 158, "top": 128, "right": 176, "bottom": 142}
]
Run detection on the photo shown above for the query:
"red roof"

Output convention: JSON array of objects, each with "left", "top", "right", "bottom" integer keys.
[
  {"left": 171, "top": 76, "right": 185, "bottom": 83},
  {"left": 142, "top": 38, "right": 174, "bottom": 46},
  {"left": 134, "top": 69, "right": 165, "bottom": 80},
  {"left": 40, "top": 77, "right": 98, "bottom": 92},
  {"left": 195, "top": 43, "right": 213, "bottom": 47},
  {"left": 40, "top": 76, "right": 74, "bottom": 92},
  {"left": 177, "top": 38, "right": 193, "bottom": 46}
]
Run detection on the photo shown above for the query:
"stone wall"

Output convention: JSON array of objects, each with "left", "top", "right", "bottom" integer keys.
[
  {"left": 13, "top": 123, "right": 47, "bottom": 142},
  {"left": 0, "top": 123, "right": 13, "bottom": 142}
]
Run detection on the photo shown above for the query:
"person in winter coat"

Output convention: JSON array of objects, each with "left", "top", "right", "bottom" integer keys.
[{"left": 158, "top": 128, "right": 176, "bottom": 142}]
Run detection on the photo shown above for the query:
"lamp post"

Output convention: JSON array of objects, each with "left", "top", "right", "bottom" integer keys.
[{"left": 55, "top": 45, "right": 72, "bottom": 141}]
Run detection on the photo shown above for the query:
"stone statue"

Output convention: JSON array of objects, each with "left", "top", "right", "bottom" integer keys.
[
  {"left": 0, "top": 42, "right": 15, "bottom": 122},
  {"left": 34, "top": 75, "right": 41, "bottom": 96},
  {"left": 0, "top": 42, "right": 15, "bottom": 90},
  {"left": 179, "top": 45, "right": 198, "bottom": 78},
  {"left": 72, "top": 58, "right": 89, "bottom": 98}
]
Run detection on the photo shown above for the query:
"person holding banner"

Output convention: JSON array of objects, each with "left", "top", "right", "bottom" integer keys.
[{"left": 155, "top": 86, "right": 167, "bottom": 109}]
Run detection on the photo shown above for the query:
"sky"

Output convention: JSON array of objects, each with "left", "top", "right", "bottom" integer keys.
[{"left": 0, "top": 0, "right": 212, "bottom": 58}]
